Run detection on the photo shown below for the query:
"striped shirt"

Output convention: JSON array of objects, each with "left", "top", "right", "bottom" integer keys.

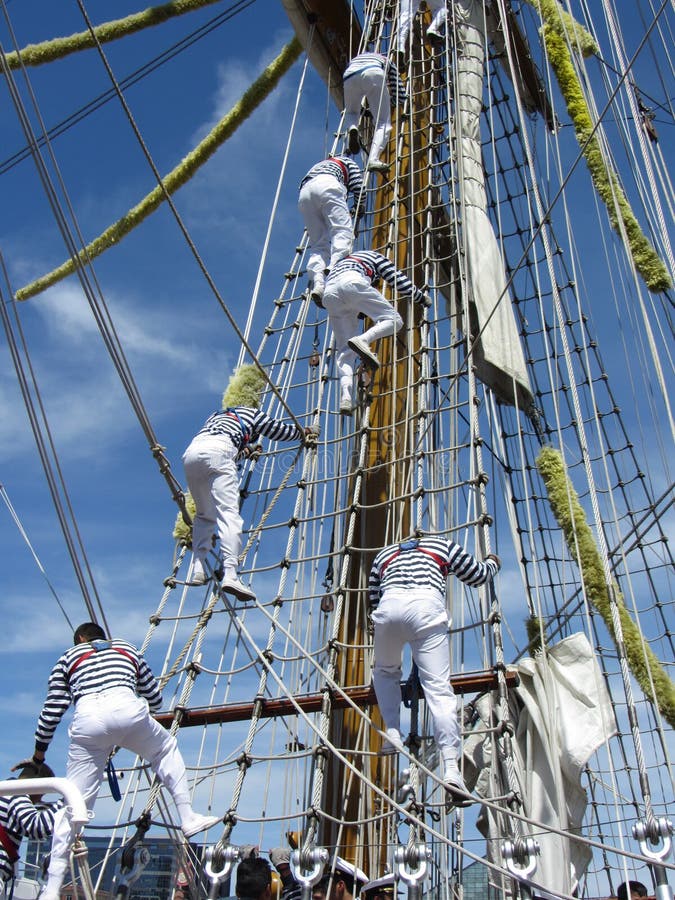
[
  {"left": 369, "top": 538, "right": 498, "bottom": 603},
  {"left": 196, "top": 407, "right": 303, "bottom": 452},
  {"left": 279, "top": 880, "right": 303, "bottom": 900},
  {"left": 343, "top": 53, "right": 406, "bottom": 107},
  {"left": 34, "top": 640, "right": 162, "bottom": 751},
  {"left": 328, "top": 250, "right": 426, "bottom": 305},
  {"left": 300, "top": 156, "right": 364, "bottom": 204},
  {"left": 0, "top": 794, "right": 62, "bottom": 884}
]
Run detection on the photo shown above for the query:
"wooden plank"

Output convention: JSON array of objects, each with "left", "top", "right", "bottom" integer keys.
[{"left": 155, "top": 669, "right": 519, "bottom": 728}]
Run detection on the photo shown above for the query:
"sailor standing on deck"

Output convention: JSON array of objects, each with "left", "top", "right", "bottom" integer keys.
[
  {"left": 183, "top": 365, "right": 315, "bottom": 601},
  {"left": 342, "top": 52, "right": 406, "bottom": 173},
  {"left": 368, "top": 537, "right": 500, "bottom": 802},
  {"left": 312, "top": 858, "right": 368, "bottom": 900},
  {"left": 30, "top": 621, "right": 222, "bottom": 900},
  {"left": 298, "top": 155, "right": 364, "bottom": 308},
  {"left": 322, "top": 250, "right": 430, "bottom": 415},
  {"left": 0, "top": 761, "right": 62, "bottom": 898}
]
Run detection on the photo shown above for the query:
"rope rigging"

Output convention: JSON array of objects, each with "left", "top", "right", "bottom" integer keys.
[
  {"left": 0, "top": 0, "right": 257, "bottom": 176},
  {"left": 0, "top": 0, "right": 672, "bottom": 898}
]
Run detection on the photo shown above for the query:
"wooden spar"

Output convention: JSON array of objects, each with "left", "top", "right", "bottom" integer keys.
[
  {"left": 154, "top": 669, "right": 519, "bottom": 728},
  {"left": 280, "top": 0, "right": 553, "bottom": 127},
  {"left": 280, "top": 0, "right": 363, "bottom": 109}
]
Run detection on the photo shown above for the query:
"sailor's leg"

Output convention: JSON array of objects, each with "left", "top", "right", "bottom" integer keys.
[
  {"left": 342, "top": 75, "right": 363, "bottom": 136},
  {"left": 42, "top": 698, "right": 112, "bottom": 898},
  {"left": 324, "top": 280, "right": 360, "bottom": 405},
  {"left": 298, "top": 181, "right": 330, "bottom": 290},
  {"left": 371, "top": 596, "right": 406, "bottom": 735},
  {"left": 210, "top": 451, "right": 242, "bottom": 572},
  {"left": 410, "top": 622, "right": 460, "bottom": 763},
  {"left": 182, "top": 440, "right": 218, "bottom": 565},
  {"left": 353, "top": 280, "right": 403, "bottom": 343},
  {"left": 320, "top": 180, "right": 354, "bottom": 268},
  {"left": 396, "top": 0, "right": 418, "bottom": 53},
  {"left": 363, "top": 68, "right": 392, "bottom": 163}
]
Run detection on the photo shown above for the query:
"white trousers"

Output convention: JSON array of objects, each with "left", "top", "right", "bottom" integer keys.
[
  {"left": 182, "top": 433, "right": 241, "bottom": 571},
  {"left": 323, "top": 271, "right": 402, "bottom": 403},
  {"left": 47, "top": 689, "right": 193, "bottom": 883},
  {"left": 298, "top": 174, "right": 354, "bottom": 290},
  {"left": 397, "top": 0, "right": 448, "bottom": 51},
  {"left": 343, "top": 66, "right": 392, "bottom": 163},
  {"left": 372, "top": 590, "right": 460, "bottom": 763}
]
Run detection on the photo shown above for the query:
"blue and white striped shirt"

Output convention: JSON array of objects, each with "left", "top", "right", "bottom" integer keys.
[
  {"left": 343, "top": 53, "right": 406, "bottom": 107},
  {"left": 35, "top": 640, "right": 162, "bottom": 751},
  {"left": 300, "top": 156, "right": 364, "bottom": 204},
  {"left": 0, "top": 794, "right": 61, "bottom": 884},
  {"left": 369, "top": 537, "right": 498, "bottom": 603},
  {"left": 327, "top": 250, "right": 426, "bottom": 305},
  {"left": 196, "top": 406, "right": 303, "bottom": 452}
]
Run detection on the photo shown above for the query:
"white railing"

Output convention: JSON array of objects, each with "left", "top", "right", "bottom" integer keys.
[{"left": 0, "top": 778, "right": 88, "bottom": 828}]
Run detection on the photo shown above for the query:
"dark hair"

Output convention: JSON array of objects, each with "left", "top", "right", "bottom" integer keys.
[
  {"left": 617, "top": 882, "right": 648, "bottom": 900},
  {"left": 73, "top": 622, "right": 106, "bottom": 643},
  {"left": 318, "top": 871, "right": 356, "bottom": 895},
  {"left": 236, "top": 857, "right": 271, "bottom": 900},
  {"left": 17, "top": 761, "right": 55, "bottom": 780}
]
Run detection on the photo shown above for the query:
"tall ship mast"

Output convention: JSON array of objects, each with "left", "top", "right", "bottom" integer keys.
[{"left": 0, "top": 1, "right": 672, "bottom": 899}]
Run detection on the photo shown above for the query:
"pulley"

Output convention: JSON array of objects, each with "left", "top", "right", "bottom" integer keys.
[
  {"left": 501, "top": 837, "right": 540, "bottom": 881},
  {"left": 394, "top": 842, "right": 431, "bottom": 900},
  {"left": 290, "top": 846, "right": 329, "bottom": 900},
  {"left": 204, "top": 844, "right": 240, "bottom": 900}
]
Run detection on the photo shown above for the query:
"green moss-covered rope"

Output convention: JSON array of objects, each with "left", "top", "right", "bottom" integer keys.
[
  {"left": 2, "top": 0, "right": 224, "bottom": 70},
  {"left": 15, "top": 37, "right": 302, "bottom": 302},
  {"left": 222, "top": 363, "right": 266, "bottom": 409},
  {"left": 173, "top": 491, "right": 196, "bottom": 545},
  {"left": 526, "top": 0, "right": 598, "bottom": 57},
  {"left": 536, "top": 445, "right": 675, "bottom": 728},
  {"left": 526, "top": 0, "right": 672, "bottom": 293},
  {"left": 525, "top": 614, "right": 547, "bottom": 653}
]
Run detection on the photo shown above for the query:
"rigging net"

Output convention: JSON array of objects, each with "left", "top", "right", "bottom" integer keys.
[{"left": 0, "top": 0, "right": 672, "bottom": 898}]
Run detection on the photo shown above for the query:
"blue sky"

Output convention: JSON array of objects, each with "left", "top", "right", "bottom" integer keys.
[
  {"left": 0, "top": 0, "right": 327, "bottom": 777},
  {"left": 0, "top": 0, "right": 673, "bottom": 887}
]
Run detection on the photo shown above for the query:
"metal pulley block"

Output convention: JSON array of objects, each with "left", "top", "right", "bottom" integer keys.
[
  {"left": 204, "top": 844, "right": 240, "bottom": 900},
  {"left": 632, "top": 815, "right": 673, "bottom": 863},
  {"left": 501, "top": 837, "right": 540, "bottom": 879},
  {"left": 290, "top": 846, "right": 330, "bottom": 900},
  {"left": 394, "top": 842, "right": 431, "bottom": 889}
]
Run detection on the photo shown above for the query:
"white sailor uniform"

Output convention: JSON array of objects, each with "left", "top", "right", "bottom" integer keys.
[
  {"left": 183, "top": 406, "right": 304, "bottom": 583},
  {"left": 322, "top": 251, "right": 425, "bottom": 408},
  {"left": 369, "top": 538, "right": 499, "bottom": 770},
  {"left": 298, "top": 157, "right": 364, "bottom": 298},
  {"left": 342, "top": 53, "right": 405, "bottom": 165},
  {"left": 35, "top": 639, "right": 218, "bottom": 899}
]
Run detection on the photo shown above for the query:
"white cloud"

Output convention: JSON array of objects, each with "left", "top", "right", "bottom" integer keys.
[{"left": 37, "top": 283, "right": 185, "bottom": 364}]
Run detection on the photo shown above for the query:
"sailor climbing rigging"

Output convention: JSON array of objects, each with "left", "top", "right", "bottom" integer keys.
[
  {"left": 368, "top": 537, "right": 500, "bottom": 803},
  {"left": 183, "top": 365, "right": 315, "bottom": 601},
  {"left": 29, "top": 621, "right": 221, "bottom": 900},
  {"left": 322, "top": 250, "right": 430, "bottom": 414},
  {"left": 342, "top": 51, "right": 406, "bottom": 173},
  {"left": 298, "top": 155, "right": 364, "bottom": 307}
]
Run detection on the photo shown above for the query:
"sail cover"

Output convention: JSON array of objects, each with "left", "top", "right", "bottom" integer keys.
[
  {"left": 465, "top": 632, "right": 617, "bottom": 895},
  {"left": 454, "top": 0, "right": 533, "bottom": 409}
]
